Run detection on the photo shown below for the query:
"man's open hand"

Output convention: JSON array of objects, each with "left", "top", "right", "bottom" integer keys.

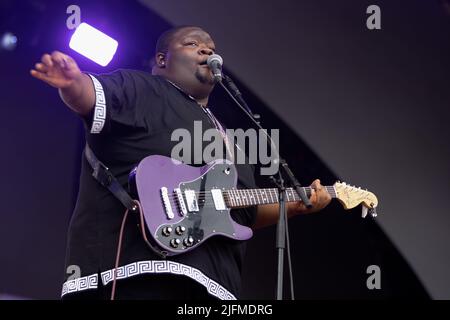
[{"left": 30, "top": 51, "right": 82, "bottom": 89}]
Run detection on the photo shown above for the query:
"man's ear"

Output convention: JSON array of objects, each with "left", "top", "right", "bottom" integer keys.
[{"left": 156, "top": 53, "right": 166, "bottom": 68}]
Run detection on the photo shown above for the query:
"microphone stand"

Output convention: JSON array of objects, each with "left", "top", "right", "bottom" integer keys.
[
  {"left": 219, "top": 74, "right": 312, "bottom": 300},
  {"left": 222, "top": 75, "right": 261, "bottom": 124}
]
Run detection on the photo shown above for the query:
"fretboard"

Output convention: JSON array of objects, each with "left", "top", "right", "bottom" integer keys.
[{"left": 224, "top": 186, "right": 336, "bottom": 208}]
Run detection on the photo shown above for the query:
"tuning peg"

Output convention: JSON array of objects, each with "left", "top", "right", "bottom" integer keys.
[
  {"left": 362, "top": 206, "right": 368, "bottom": 218},
  {"left": 369, "top": 208, "right": 378, "bottom": 218}
]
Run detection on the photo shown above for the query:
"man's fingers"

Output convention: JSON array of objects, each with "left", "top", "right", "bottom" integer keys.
[
  {"left": 41, "top": 54, "right": 53, "bottom": 67},
  {"left": 35, "top": 63, "right": 48, "bottom": 73},
  {"left": 30, "top": 69, "right": 48, "bottom": 81},
  {"left": 30, "top": 69, "right": 58, "bottom": 87},
  {"left": 51, "top": 51, "right": 68, "bottom": 69},
  {"left": 311, "top": 179, "right": 321, "bottom": 190}
]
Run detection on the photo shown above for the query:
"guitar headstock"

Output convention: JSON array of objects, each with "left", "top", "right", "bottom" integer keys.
[{"left": 333, "top": 181, "right": 378, "bottom": 217}]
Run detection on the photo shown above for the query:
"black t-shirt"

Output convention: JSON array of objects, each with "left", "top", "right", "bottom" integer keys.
[{"left": 62, "top": 69, "right": 257, "bottom": 300}]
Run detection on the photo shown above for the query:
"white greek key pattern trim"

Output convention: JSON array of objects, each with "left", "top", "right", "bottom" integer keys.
[
  {"left": 88, "top": 74, "right": 106, "bottom": 134},
  {"left": 100, "top": 260, "right": 236, "bottom": 300},
  {"left": 61, "top": 260, "right": 236, "bottom": 300},
  {"left": 61, "top": 274, "right": 98, "bottom": 296}
]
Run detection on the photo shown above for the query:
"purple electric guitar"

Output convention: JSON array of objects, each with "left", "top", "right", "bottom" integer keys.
[{"left": 129, "top": 155, "right": 378, "bottom": 256}]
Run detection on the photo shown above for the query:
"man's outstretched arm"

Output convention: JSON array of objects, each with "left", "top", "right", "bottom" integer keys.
[{"left": 30, "top": 51, "right": 95, "bottom": 116}]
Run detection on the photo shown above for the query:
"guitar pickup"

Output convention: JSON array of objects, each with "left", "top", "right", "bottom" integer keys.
[
  {"left": 160, "top": 187, "right": 174, "bottom": 219},
  {"left": 184, "top": 189, "right": 199, "bottom": 212},
  {"left": 174, "top": 188, "right": 187, "bottom": 216},
  {"left": 211, "top": 189, "right": 226, "bottom": 211}
]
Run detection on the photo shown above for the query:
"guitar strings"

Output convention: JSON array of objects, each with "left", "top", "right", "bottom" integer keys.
[
  {"left": 162, "top": 186, "right": 336, "bottom": 198},
  {"left": 164, "top": 186, "right": 336, "bottom": 209}
]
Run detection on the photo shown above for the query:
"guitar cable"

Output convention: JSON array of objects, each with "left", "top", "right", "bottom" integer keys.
[
  {"left": 110, "top": 206, "right": 130, "bottom": 300},
  {"left": 110, "top": 199, "right": 164, "bottom": 300}
]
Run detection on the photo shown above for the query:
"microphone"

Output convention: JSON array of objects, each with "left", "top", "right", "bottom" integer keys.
[{"left": 207, "top": 54, "right": 223, "bottom": 82}]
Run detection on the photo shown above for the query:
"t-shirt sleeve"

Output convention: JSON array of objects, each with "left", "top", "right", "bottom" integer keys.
[{"left": 82, "top": 69, "right": 154, "bottom": 137}]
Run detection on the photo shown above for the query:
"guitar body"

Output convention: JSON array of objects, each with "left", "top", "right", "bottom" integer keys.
[{"left": 129, "top": 155, "right": 253, "bottom": 256}]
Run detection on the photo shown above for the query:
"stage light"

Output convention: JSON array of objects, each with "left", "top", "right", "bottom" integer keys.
[
  {"left": 69, "top": 23, "right": 118, "bottom": 66},
  {"left": 1, "top": 32, "right": 18, "bottom": 51}
]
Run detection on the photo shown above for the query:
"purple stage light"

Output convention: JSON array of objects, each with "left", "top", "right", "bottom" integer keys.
[{"left": 69, "top": 23, "right": 118, "bottom": 66}]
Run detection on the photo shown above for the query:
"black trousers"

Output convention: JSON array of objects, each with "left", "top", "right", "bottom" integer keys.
[{"left": 63, "top": 273, "right": 219, "bottom": 300}]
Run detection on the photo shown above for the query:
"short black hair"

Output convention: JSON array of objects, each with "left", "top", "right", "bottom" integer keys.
[
  {"left": 156, "top": 25, "right": 198, "bottom": 53},
  {"left": 150, "top": 25, "right": 202, "bottom": 69}
]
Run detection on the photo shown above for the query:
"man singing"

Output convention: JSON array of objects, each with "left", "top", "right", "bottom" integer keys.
[{"left": 31, "top": 26, "right": 331, "bottom": 300}]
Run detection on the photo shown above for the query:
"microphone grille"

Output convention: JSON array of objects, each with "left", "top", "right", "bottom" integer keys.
[{"left": 207, "top": 54, "right": 223, "bottom": 66}]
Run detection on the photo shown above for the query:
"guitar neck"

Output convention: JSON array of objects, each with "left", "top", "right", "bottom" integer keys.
[{"left": 224, "top": 186, "right": 336, "bottom": 208}]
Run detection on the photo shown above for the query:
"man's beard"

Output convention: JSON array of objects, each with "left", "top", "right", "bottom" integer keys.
[{"left": 195, "top": 68, "right": 215, "bottom": 85}]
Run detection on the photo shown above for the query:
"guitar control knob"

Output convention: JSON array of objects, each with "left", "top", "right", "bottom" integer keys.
[
  {"left": 175, "top": 226, "right": 186, "bottom": 235},
  {"left": 183, "top": 236, "right": 194, "bottom": 247},
  {"left": 162, "top": 226, "right": 173, "bottom": 236},
  {"left": 170, "top": 238, "right": 181, "bottom": 248}
]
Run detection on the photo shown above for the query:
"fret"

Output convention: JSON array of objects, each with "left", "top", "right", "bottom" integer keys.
[
  {"left": 249, "top": 189, "right": 255, "bottom": 206},
  {"left": 228, "top": 190, "right": 235, "bottom": 207},
  {"left": 327, "top": 186, "right": 336, "bottom": 198},
  {"left": 242, "top": 190, "right": 248, "bottom": 206},
  {"left": 249, "top": 189, "right": 256, "bottom": 206},
  {"left": 234, "top": 189, "right": 241, "bottom": 206},
  {"left": 238, "top": 190, "right": 244, "bottom": 206},
  {"left": 238, "top": 189, "right": 242, "bottom": 206},
  {"left": 286, "top": 189, "right": 290, "bottom": 202},
  {"left": 250, "top": 190, "right": 255, "bottom": 205},
  {"left": 225, "top": 190, "right": 230, "bottom": 207},
  {"left": 255, "top": 189, "right": 261, "bottom": 205},
  {"left": 269, "top": 189, "right": 274, "bottom": 203},
  {"left": 261, "top": 189, "right": 267, "bottom": 204},
  {"left": 231, "top": 189, "right": 236, "bottom": 206}
]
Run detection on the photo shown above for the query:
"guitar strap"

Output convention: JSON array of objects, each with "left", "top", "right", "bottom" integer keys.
[
  {"left": 84, "top": 144, "right": 137, "bottom": 212},
  {"left": 84, "top": 144, "right": 168, "bottom": 259}
]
